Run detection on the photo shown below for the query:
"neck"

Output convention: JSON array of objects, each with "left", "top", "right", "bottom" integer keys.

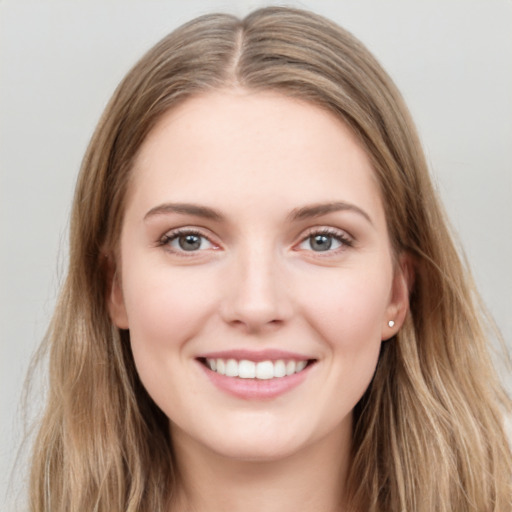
[{"left": 170, "top": 423, "right": 352, "bottom": 512}]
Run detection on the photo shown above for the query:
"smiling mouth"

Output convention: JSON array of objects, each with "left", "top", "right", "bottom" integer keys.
[{"left": 198, "top": 358, "right": 316, "bottom": 380}]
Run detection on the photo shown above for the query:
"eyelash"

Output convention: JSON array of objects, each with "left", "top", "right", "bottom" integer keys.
[
  {"left": 298, "top": 227, "right": 354, "bottom": 253},
  {"left": 158, "top": 228, "right": 217, "bottom": 256},
  {"left": 157, "top": 227, "right": 353, "bottom": 255}
]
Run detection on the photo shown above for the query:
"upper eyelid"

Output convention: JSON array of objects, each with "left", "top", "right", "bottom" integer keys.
[
  {"left": 158, "top": 227, "right": 219, "bottom": 249},
  {"left": 298, "top": 225, "right": 353, "bottom": 240},
  {"left": 158, "top": 229, "right": 219, "bottom": 257},
  {"left": 157, "top": 225, "right": 354, "bottom": 247},
  {"left": 162, "top": 226, "right": 215, "bottom": 240},
  {"left": 294, "top": 226, "right": 354, "bottom": 252}
]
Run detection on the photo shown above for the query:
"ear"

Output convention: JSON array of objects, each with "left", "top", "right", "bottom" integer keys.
[
  {"left": 382, "top": 253, "right": 414, "bottom": 341},
  {"left": 106, "top": 258, "right": 129, "bottom": 329}
]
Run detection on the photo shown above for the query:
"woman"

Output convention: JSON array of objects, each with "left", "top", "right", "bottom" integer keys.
[{"left": 28, "top": 6, "right": 511, "bottom": 512}]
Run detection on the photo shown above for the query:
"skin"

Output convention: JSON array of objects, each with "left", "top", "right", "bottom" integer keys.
[{"left": 109, "top": 89, "right": 410, "bottom": 512}]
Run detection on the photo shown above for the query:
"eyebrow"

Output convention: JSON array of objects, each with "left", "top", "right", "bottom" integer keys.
[
  {"left": 143, "top": 201, "right": 373, "bottom": 225},
  {"left": 144, "top": 203, "right": 224, "bottom": 222},
  {"left": 289, "top": 202, "right": 373, "bottom": 225}
]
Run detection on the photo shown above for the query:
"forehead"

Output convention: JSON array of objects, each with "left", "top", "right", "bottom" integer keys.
[{"left": 128, "top": 89, "right": 384, "bottom": 226}]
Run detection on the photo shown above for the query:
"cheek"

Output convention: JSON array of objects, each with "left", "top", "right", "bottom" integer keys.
[
  {"left": 121, "top": 263, "right": 224, "bottom": 419},
  {"left": 123, "top": 256, "right": 218, "bottom": 330},
  {"left": 301, "top": 266, "right": 391, "bottom": 345},
  {"left": 121, "top": 263, "right": 218, "bottom": 374},
  {"left": 296, "top": 265, "right": 391, "bottom": 398}
]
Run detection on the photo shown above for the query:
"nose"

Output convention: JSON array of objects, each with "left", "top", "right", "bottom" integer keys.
[{"left": 219, "top": 245, "right": 292, "bottom": 333}]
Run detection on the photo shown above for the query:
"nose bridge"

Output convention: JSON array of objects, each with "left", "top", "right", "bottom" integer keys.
[{"left": 221, "top": 238, "right": 291, "bottom": 330}]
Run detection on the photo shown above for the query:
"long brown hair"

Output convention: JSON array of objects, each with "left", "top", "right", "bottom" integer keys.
[{"left": 28, "top": 7, "right": 511, "bottom": 511}]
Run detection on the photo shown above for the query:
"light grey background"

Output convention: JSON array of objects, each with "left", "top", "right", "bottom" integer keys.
[{"left": 1, "top": 0, "right": 511, "bottom": 508}]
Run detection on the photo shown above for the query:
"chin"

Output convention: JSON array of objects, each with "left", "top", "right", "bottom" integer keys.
[
  {"left": 211, "top": 437, "right": 304, "bottom": 463},
  {"left": 172, "top": 416, "right": 312, "bottom": 463}
]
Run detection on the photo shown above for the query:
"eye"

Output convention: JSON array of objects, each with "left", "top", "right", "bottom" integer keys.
[
  {"left": 160, "top": 230, "right": 215, "bottom": 252},
  {"left": 297, "top": 229, "right": 352, "bottom": 253}
]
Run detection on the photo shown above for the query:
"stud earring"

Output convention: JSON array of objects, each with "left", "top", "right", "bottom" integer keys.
[{"left": 388, "top": 320, "right": 395, "bottom": 328}]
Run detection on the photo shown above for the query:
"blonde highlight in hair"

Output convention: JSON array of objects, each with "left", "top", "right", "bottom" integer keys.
[{"left": 27, "top": 7, "right": 511, "bottom": 511}]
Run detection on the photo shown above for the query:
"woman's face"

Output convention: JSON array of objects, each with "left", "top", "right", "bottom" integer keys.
[{"left": 109, "top": 90, "right": 409, "bottom": 461}]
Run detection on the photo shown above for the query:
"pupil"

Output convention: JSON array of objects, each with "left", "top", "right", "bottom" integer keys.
[
  {"left": 179, "top": 234, "right": 201, "bottom": 251},
  {"left": 311, "top": 234, "right": 332, "bottom": 251}
]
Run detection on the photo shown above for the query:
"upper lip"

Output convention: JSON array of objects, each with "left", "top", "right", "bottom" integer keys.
[{"left": 197, "top": 349, "right": 314, "bottom": 362}]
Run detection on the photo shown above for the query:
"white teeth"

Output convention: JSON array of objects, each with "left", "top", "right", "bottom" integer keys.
[
  {"left": 205, "top": 358, "right": 310, "bottom": 379},
  {"left": 225, "top": 359, "right": 239, "bottom": 377},
  {"left": 256, "top": 361, "right": 274, "bottom": 380},
  {"left": 285, "top": 360, "right": 296, "bottom": 376},
  {"left": 238, "top": 360, "right": 256, "bottom": 378},
  {"left": 274, "top": 360, "right": 286, "bottom": 378},
  {"left": 296, "top": 360, "right": 307, "bottom": 372}
]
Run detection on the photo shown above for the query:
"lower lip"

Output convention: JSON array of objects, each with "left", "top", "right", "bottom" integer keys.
[{"left": 198, "top": 361, "right": 314, "bottom": 400}]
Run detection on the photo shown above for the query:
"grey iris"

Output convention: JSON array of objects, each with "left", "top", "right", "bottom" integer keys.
[
  {"left": 310, "top": 234, "right": 332, "bottom": 251},
  {"left": 179, "top": 234, "right": 201, "bottom": 251}
]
